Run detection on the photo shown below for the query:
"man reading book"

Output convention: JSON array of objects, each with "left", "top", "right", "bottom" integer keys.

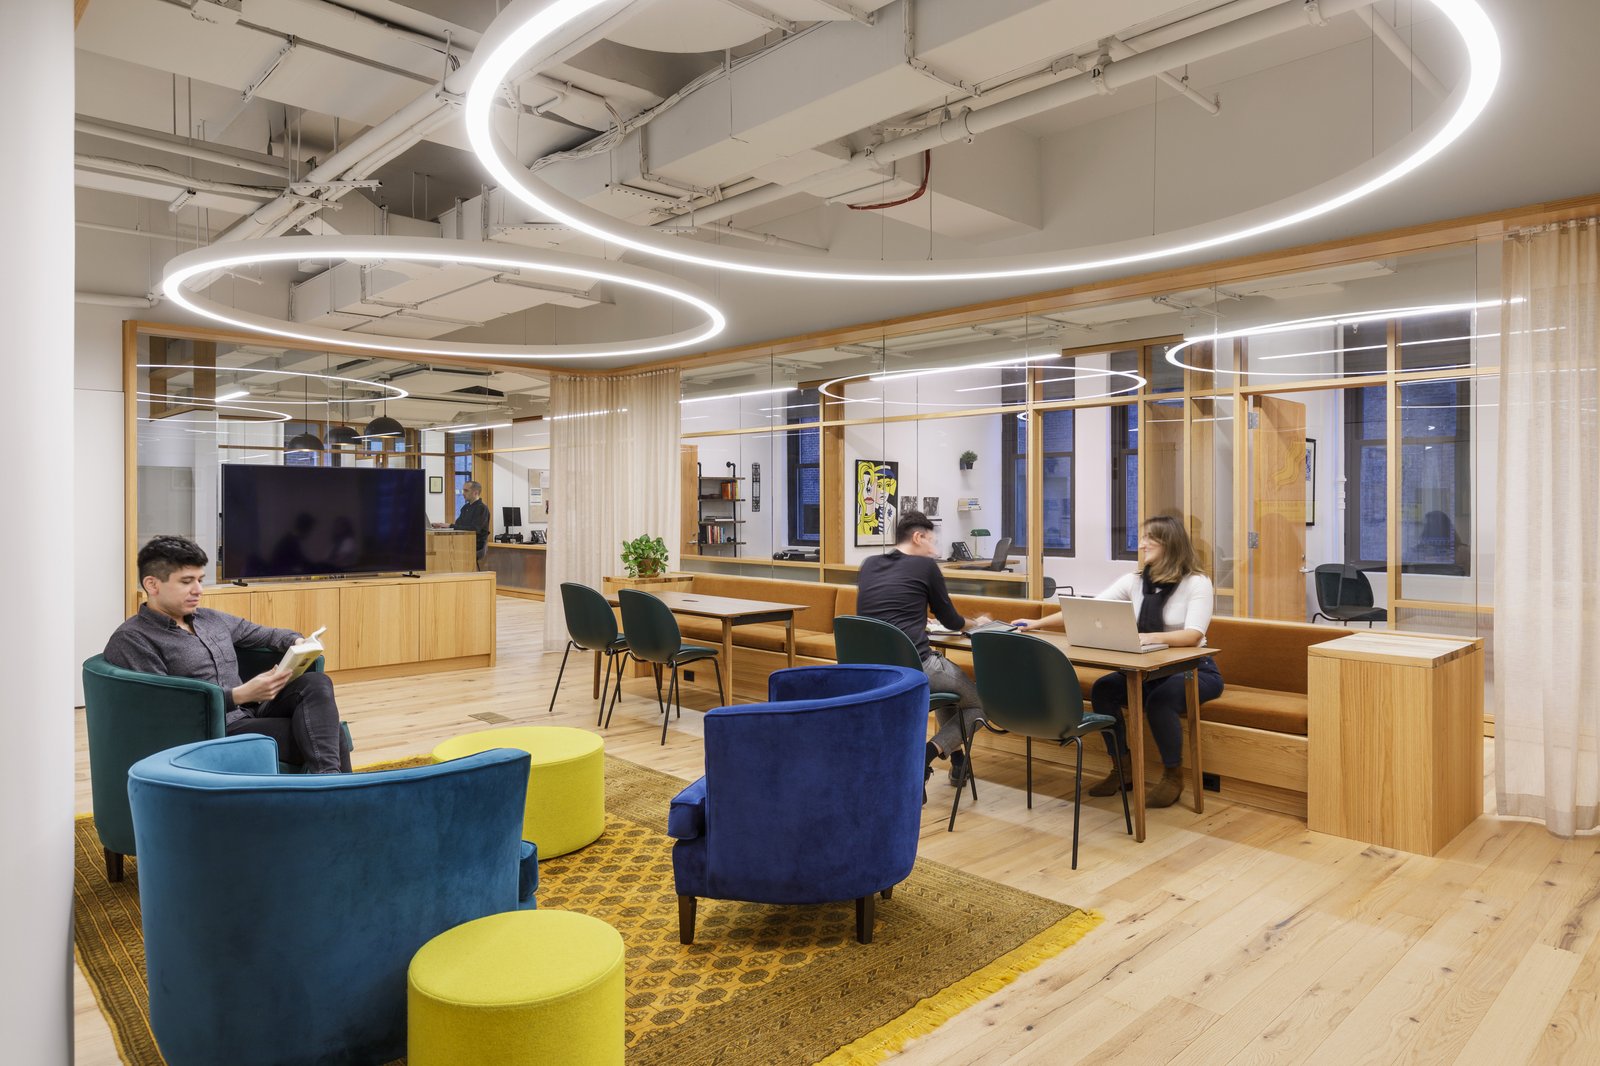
[{"left": 103, "top": 535, "right": 350, "bottom": 773}]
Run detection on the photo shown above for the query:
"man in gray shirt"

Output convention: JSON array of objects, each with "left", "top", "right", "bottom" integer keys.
[{"left": 104, "top": 536, "right": 349, "bottom": 773}]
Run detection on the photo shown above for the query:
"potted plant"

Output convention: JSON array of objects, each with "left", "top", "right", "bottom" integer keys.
[
  {"left": 959, "top": 450, "right": 978, "bottom": 471},
  {"left": 603, "top": 534, "right": 692, "bottom": 596}
]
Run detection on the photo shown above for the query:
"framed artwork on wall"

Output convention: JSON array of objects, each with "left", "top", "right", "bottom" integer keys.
[
  {"left": 1305, "top": 438, "right": 1317, "bottom": 526},
  {"left": 854, "top": 459, "right": 899, "bottom": 546},
  {"left": 428, "top": 475, "right": 444, "bottom": 494}
]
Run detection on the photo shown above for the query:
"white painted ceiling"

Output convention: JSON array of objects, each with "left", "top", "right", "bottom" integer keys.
[{"left": 78, "top": 0, "right": 1600, "bottom": 396}]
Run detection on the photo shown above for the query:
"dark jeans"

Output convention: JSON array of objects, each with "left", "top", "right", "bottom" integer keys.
[
  {"left": 1090, "top": 657, "right": 1223, "bottom": 768},
  {"left": 228, "top": 671, "right": 349, "bottom": 773}
]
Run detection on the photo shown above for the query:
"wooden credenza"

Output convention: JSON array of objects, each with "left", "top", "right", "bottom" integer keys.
[
  {"left": 198, "top": 571, "right": 497, "bottom": 682},
  {"left": 1308, "top": 631, "right": 1484, "bottom": 855}
]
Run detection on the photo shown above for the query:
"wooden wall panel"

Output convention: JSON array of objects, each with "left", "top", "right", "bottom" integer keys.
[{"left": 420, "top": 579, "right": 496, "bottom": 660}]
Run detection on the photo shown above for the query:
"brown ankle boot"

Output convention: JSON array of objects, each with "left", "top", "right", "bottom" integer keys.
[
  {"left": 1147, "top": 766, "right": 1185, "bottom": 808},
  {"left": 1088, "top": 756, "right": 1132, "bottom": 797}
]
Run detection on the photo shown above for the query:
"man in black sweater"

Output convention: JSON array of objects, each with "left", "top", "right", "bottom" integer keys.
[
  {"left": 452, "top": 480, "right": 491, "bottom": 567},
  {"left": 857, "top": 511, "right": 989, "bottom": 795}
]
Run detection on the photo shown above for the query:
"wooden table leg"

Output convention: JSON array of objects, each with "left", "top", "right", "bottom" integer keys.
[
  {"left": 1186, "top": 668, "right": 1204, "bottom": 814},
  {"left": 786, "top": 615, "right": 796, "bottom": 668},
  {"left": 592, "top": 650, "right": 601, "bottom": 700},
  {"left": 1127, "top": 669, "right": 1147, "bottom": 843},
  {"left": 720, "top": 620, "right": 735, "bottom": 703}
]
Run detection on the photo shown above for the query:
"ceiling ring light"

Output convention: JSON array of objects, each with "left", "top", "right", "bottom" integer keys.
[
  {"left": 162, "top": 236, "right": 726, "bottom": 361},
  {"left": 1165, "top": 300, "right": 1498, "bottom": 378},
  {"left": 817, "top": 366, "right": 1146, "bottom": 407},
  {"left": 135, "top": 364, "right": 409, "bottom": 405},
  {"left": 465, "top": 0, "right": 1499, "bottom": 283},
  {"left": 136, "top": 400, "right": 293, "bottom": 423}
]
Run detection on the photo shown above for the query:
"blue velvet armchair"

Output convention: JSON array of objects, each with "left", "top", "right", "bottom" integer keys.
[
  {"left": 667, "top": 663, "right": 928, "bottom": 945},
  {"left": 127, "top": 735, "right": 537, "bottom": 1066},
  {"left": 82, "top": 649, "right": 351, "bottom": 882}
]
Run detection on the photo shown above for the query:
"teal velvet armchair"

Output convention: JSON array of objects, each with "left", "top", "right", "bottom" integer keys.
[{"left": 82, "top": 648, "right": 351, "bottom": 881}]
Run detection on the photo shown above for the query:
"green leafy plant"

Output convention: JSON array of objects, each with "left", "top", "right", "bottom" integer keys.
[
  {"left": 959, "top": 449, "right": 978, "bottom": 470},
  {"left": 621, "top": 533, "right": 670, "bottom": 578}
]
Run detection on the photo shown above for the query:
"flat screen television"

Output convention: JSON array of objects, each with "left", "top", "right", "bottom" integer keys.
[{"left": 221, "top": 465, "right": 426, "bottom": 580}]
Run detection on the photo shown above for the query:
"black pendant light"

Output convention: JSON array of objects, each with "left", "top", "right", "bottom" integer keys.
[
  {"left": 286, "top": 430, "right": 325, "bottom": 453},
  {"left": 327, "top": 425, "right": 360, "bottom": 447},
  {"left": 363, "top": 414, "right": 404, "bottom": 438}
]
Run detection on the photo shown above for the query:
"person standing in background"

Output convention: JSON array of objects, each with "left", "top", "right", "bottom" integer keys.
[{"left": 453, "top": 480, "right": 490, "bottom": 568}]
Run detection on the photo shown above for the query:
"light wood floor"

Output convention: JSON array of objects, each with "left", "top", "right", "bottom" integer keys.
[{"left": 73, "top": 598, "right": 1600, "bottom": 1065}]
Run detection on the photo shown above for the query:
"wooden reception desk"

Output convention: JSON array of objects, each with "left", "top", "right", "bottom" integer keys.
[
  {"left": 425, "top": 529, "right": 478, "bottom": 573},
  {"left": 484, "top": 543, "right": 546, "bottom": 599},
  {"left": 199, "top": 571, "right": 497, "bottom": 682}
]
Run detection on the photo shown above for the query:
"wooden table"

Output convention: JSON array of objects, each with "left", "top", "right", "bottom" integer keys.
[
  {"left": 1308, "top": 631, "right": 1484, "bottom": 855},
  {"left": 932, "top": 630, "right": 1218, "bottom": 842},
  {"left": 605, "top": 590, "right": 808, "bottom": 701}
]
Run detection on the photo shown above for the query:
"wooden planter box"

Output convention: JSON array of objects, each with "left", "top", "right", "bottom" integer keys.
[{"left": 601, "top": 573, "right": 694, "bottom": 597}]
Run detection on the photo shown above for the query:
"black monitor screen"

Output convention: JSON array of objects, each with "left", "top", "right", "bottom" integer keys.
[
  {"left": 221, "top": 465, "right": 426, "bottom": 579},
  {"left": 503, "top": 506, "right": 522, "bottom": 527}
]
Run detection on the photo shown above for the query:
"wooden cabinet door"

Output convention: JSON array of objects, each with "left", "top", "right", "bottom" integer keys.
[
  {"left": 419, "top": 578, "right": 495, "bottom": 660},
  {"left": 338, "top": 583, "right": 420, "bottom": 668},
  {"left": 1249, "top": 395, "right": 1307, "bottom": 621},
  {"left": 255, "top": 587, "right": 342, "bottom": 670}
]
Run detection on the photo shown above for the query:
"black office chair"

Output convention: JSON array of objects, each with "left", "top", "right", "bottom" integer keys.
[
  {"left": 615, "top": 588, "right": 725, "bottom": 744},
  {"left": 956, "top": 535, "right": 1014, "bottom": 571},
  {"left": 549, "top": 582, "right": 631, "bottom": 722},
  {"left": 1311, "top": 564, "right": 1387, "bottom": 626}
]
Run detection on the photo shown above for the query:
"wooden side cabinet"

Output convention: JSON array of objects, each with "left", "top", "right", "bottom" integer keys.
[{"left": 1308, "top": 632, "right": 1484, "bottom": 855}]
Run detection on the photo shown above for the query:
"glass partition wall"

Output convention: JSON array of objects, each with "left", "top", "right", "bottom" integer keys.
[{"left": 675, "top": 242, "right": 1496, "bottom": 699}]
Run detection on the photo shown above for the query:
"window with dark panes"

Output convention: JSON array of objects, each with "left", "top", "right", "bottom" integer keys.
[
  {"left": 1111, "top": 404, "right": 1139, "bottom": 559},
  {"left": 1343, "top": 385, "right": 1389, "bottom": 567},
  {"left": 1399, "top": 310, "right": 1475, "bottom": 372},
  {"left": 1002, "top": 407, "right": 1075, "bottom": 554},
  {"left": 1398, "top": 378, "right": 1472, "bottom": 574},
  {"left": 785, "top": 388, "right": 820, "bottom": 546}
]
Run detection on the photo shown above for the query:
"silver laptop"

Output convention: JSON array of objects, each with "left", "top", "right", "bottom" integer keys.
[{"left": 1057, "top": 595, "right": 1167, "bottom": 654}]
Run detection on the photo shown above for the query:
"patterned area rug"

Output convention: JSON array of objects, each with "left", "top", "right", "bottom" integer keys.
[{"left": 75, "top": 754, "right": 1099, "bottom": 1065}]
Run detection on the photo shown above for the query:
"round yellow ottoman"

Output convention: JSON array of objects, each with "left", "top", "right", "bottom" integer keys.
[
  {"left": 432, "top": 726, "right": 605, "bottom": 858},
  {"left": 408, "top": 909, "right": 625, "bottom": 1066}
]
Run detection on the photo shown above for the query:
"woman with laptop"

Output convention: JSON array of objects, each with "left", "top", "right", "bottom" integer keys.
[{"left": 1013, "top": 515, "right": 1224, "bottom": 808}]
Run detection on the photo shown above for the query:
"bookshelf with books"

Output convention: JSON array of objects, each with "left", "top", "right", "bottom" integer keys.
[{"left": 697, "top": 464, "right": 744, "bottom": 555}]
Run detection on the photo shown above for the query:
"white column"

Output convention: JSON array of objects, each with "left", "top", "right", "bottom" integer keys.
[{"left": 0, "top": 3, "right": 75, "bottom": 1061}]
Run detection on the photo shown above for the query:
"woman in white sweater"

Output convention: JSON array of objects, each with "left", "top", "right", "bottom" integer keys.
[{"left": 1016, "top": 515, "right": 1224, "bottom": 808}]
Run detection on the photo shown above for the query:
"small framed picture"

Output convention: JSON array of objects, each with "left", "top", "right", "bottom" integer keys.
[{"left": 428, "top": 475, "right": 444, "bottom": 494}]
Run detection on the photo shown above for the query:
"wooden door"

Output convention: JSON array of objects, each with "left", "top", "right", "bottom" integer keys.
[{"left": 1249, "top": 395, "right": 1307, "bottom": 621}]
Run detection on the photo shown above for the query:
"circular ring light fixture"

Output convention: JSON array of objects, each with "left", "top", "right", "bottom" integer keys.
[
  {"left": 816, "top": 359, "right": 1144, "bottom": 408},
  {"left": 466, "top": 0, "right": 1499, "bottom": 283},
  {"left": 162, "top": 236, "right": 726, "bottom": 361},
  {"left": 136, "top": 400, "right": 293, "bottom": 423},
  {"left": 135, "top": 364, "right": 409, "bottom": 405},
  {"left": 1165, "top": 299, "right": 1496, "bottom": 378}
]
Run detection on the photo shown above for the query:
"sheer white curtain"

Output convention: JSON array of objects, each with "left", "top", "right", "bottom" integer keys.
[
  {"left": 1496, "top": 219, "right": 1600, "bottom": 835},
  {"left": 544, "top": 368, "right": 681, "bottom": 651}
]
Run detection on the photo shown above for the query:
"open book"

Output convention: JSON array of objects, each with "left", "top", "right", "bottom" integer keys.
[
  {"left": 967, "top": 620, "right": 1020, "bottom": 635},
  {"left": 277, "top": 627, "right": 327, "bottom": 680}
]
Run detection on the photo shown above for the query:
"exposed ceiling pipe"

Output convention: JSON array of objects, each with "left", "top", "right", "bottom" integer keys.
[
  {"left": 77, "top": 219, "right": 205, "bottom": 242},
  {"left": 75, "top": 116, "right": 292, "bottom": 176},
  {"left": 658, "top": 219, "right": 828, "bottom": 252},
  {"left": 659, "top": 0, "right": 1375, "bottom": 229},
  {"left": 75, "top": 154, "right": 283, "bottom": 200},
  {"left": 811, "top": 0, "right": 877, "bottom": 26},
  {"left": 712, "top": 0, "right": 797, "bottom": 35},
  {"left": 1351, "top": 5, "right": 1448, "bottom": 98},
  {"left": 77, "top": 291, "right": 160, "bottom": 308},
  {"left": 1103, "top": 38, "right": 1220, "bottom": 115}
]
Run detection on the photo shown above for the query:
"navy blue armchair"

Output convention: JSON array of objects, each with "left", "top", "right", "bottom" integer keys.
[
  {"left": 127, "top": 735, "right": 537, "bottom": 1066},
  {"left": 668, "top": 663, "right": 928, "bottom": 945}
]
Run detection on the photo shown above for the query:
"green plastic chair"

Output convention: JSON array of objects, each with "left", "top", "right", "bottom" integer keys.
[
  {"left": 833, "top": 614, "right": 973, "bottom": 808},
  {"left": 82, "top": 649, "right": 352, "bottom": 882},
  {"left": 551, "top": 582, "right": 632, "bottom": 723},
  {"left": 615, "top": 588, "right": 725, "bottom": 745},
  {"left": 969, "top": 631, "right": 1132, "bottom": 869}
]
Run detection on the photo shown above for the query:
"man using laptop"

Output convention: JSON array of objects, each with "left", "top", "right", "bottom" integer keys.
[
  {"left": 1014, "top": 516, "right": 1223, "bottom": 808},
  {"left": 858, "top": 511, "right": 991, "bottom": 796},
  {"left": 103, "top": 535, "right": 350, "bottom": 773}
]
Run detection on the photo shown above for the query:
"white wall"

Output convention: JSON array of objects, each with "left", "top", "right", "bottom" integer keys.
[
  {"left": 490, "top": 422, "right": 550, "bottom": 537},
  {"left": 6, "top": 4, "right": 75, "bottom": 1058}
]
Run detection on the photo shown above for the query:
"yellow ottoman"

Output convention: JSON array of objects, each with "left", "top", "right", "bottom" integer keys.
[
  {"left": 408, "top": 909, "right": 625, "bottom": 1066},
  {"left": 433, "top": 726, "right": 605, "bottom": 858}
]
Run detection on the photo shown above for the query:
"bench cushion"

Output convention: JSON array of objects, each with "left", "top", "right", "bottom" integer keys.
[
  {"left": 1207, "top": 617, "right": 1347, "bottom": 694},
  {"left": 1200, "top": 686, "right": 1309, "bottom": 735}
]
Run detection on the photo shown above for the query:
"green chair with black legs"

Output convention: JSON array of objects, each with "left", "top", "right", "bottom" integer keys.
[
  {"left": 968, "top": 630, "right": 1132, "bottom": 869},
  {"left": 550, "top": 582, "right": 632, "bottom": 723},
  {"left": 614, "top": 588, "right": 724, "bottom": 745},
  {"left": 833, "top": 614, "right": 974, "bottom": 809}
]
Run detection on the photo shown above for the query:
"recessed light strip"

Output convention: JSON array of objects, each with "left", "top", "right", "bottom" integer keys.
[{"left": 464, "top": 0, "right": 1499, "bottom": 283}]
